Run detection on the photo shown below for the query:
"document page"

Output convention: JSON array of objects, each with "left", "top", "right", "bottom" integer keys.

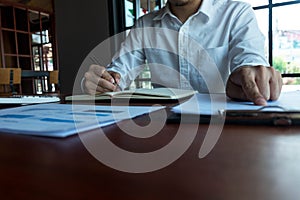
[
  {"left": 0, "top": 103, "right": 165, "bottom": 137},
  {"left": 172, "top": 90, "right": 300, "bottom": 115}
]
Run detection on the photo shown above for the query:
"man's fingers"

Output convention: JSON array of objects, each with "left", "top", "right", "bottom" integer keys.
[
  {"left": 88, "top": 64, "right": 115, "bottom": 84},
  {"left": 89, "top": 64, "right": 106, "bottom": 78},
  {"left": 250, "top": 66, "right": 282, "bottom": 102},
  {"left": 101, "top": 70, "right": 115, "bottom": 84},
  {"left": 269, "top": 69, "right": 283, "bottom": 100},
  {"left": 84, "top": 75, "right": 113, "bottom": 94},
  {"left": 226, "top": 79, "right": 247, "bottom": 101},
  {"left": 226, "top": 66, "right": 283, "bottom": 105},
  {"left": 234, "top": 68, "right": 267, "bottom": 105},
  {"left": 226, "top": 79, "right": 267, "bottom": 105},
  {"left": 242, "top": 82, "right": 267, "bottom": 106},
  {"left": 85, "top": 81, "right": 111, "bottom": 95},
  {"left": 253, "top": 66, "right": 270, "bottom": 101},
  {"left": 84, "top": 65, "right": 120, "bottom": 94},
  {"left": 109, "top": 71, "right": 121, "bottom": 84}
]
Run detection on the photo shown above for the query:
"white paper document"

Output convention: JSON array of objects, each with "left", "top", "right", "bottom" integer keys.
[
  {"left": 0, "top": 96, "right": 60, "bottom": 105},
  {"left": 172, "top": 90, "right": 300, "bottom": 115},
  {"left": 0, "top": 104, "right": 165, "bottom": 137}
]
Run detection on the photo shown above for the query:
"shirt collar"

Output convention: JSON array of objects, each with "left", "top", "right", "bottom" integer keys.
[
  {"left": 152, "top": 3, "right": 172, "bottom": 21},
  {"left": 153, "top": 0, "right": 224, "bottom": 23}
]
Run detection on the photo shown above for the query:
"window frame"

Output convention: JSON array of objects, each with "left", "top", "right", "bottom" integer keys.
[{"left": 252, "top": 0, "right": 300, "bottom": 78}]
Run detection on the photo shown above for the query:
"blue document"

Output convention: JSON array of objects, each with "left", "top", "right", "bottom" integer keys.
[{"left": 0, "top": 103, "right": 164, "bottom": 137}]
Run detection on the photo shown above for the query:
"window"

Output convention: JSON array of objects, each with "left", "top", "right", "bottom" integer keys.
[{"left": 239, "top": 0, "right": 300, "bottom": 86}]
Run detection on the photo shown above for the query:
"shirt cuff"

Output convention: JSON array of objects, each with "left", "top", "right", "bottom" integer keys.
[{"left": 80, "top": 77, "right": 86, "bottom": 93}]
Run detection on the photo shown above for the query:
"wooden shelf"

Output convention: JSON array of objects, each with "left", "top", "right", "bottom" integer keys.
[{"left": 0, "top": 3, "right": 58, "bottom": 95}]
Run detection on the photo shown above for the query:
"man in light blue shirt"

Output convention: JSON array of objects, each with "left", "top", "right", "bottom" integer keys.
[{"left": 83, "top": 0, "right": 282, "bottom": 105}]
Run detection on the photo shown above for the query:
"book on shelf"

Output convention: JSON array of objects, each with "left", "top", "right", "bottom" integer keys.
[{"left": 65, "top": 87, "right": 197, "bottom": 102}]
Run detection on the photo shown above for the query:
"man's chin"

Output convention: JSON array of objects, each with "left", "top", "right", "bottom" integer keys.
[{"left": 168, "top": 0, "right": 189, "bottom": 7}]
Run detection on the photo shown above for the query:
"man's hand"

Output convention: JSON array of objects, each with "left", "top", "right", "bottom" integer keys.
[
  {"left": 226, "top": 66, "right": 283, "bottom": 105},
  {"left": 84, "top": 64, "right": 121, "bottom": 95}
]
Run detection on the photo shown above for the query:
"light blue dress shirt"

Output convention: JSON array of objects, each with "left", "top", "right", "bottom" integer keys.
[{"left": 107, "top": 0, "right": 269, "bottom": 93}]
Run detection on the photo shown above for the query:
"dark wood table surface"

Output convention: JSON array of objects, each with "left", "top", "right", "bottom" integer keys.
[{"left": 1, "top": 103, "right": 300, "bottom": 200}]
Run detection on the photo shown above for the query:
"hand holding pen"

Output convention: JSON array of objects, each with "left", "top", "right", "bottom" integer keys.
[{"left": 84, "top": 64, "right": 121, "bottom": 95}]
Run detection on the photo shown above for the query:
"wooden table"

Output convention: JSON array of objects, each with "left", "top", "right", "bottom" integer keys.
[{"left": 0, "top": 104, "right": 300, "bottom": 199}]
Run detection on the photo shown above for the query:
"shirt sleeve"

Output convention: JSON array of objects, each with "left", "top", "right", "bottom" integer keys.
[
  {"left": 228, "top": 3, "right": 269, "bottom": 72},
  {"left": 107, "top": 20, "right": 147, "bottom": 90}
]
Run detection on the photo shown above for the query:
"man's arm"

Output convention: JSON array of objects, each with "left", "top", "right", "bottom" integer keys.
[{"left": 225, "top": 3, "right": 282, "bottom": 105}]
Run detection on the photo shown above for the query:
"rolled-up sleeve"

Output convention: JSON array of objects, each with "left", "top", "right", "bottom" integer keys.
[{"left": 228, "top": 4, "right": 269, "bottom": 72}]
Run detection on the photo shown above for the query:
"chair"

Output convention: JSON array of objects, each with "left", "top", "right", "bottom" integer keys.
[
  {"left": 0, "top": 68, "right": 22, "bottom": 96},
  {"left": 48, "top": 70, "right": 59, "bottom": 92}
]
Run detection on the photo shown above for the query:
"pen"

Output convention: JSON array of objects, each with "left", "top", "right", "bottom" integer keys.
[{"left": 111, "top": 76, "right": 121, "bottom": 91}]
